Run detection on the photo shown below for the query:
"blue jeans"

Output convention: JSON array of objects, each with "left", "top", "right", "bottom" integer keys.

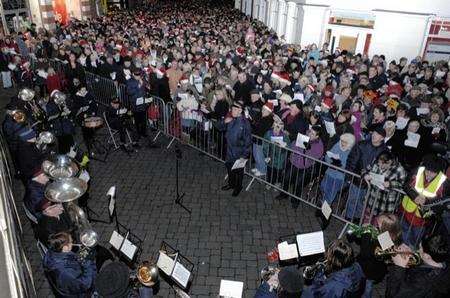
[
  {"left": 320, "top": 174, "right": 344, "bottom": 205},
  {"left": 362, "top": 279, "right": 373, "bottom": 298},
  {"left": 345, "top": 183, "right": 366, "bottom": 220},
  {"left": 252, "top": 144, "right": 267, "bottom": 175},
  {"left": 401, "top": 216, "right": 425, "bottom": 248}
]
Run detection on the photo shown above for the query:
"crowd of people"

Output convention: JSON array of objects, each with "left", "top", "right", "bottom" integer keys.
[{"left": 1, "top": 0, "right": 450, "bottom": 296}]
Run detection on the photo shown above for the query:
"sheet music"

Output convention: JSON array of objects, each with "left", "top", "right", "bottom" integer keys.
[
  {"left": 293, "top": 93, "right": 305, "bottom": 103},
  {"left": 295, "top": 133, "right": 310, "bottom": 149},
  {"left": 157, "top": 252, "right": 176, "bottom": 276},
  {"left": 118, "top": 108, "right": 128, "bottom": 115},
  {"left": 370, "top": 172, "right": 385, "bottom": 190},
  {"left": 377, "top": 231, "right": 395, "bottom": 251},
  {"left": 109, "top": 230, "right": 124, "bottom": 250},
  {"left": 324, "top": 121, "right": 336, "bottom": 136},
  {"left": 219, "top": 280, "right": 244, "bottom": 298},
  {"left": 321, "top": 201, "right": 332, "bottom": 220},
  {"left": 231, "top": 158, "right": 247, "bottom": 170},
  {"left": 271, "top": 136, "right": 284, "bottom": 145},
  {"left": 172, "top": 262, "right": 191, "bottom": 288},
  {"left": 136, "top": 97, "right": 144, "bottom": 105},
  {"left": 404, "top": 132, "right": 420, "bottom": 148},
  {"left": 144, "top": 97, "right": 153, "bottom": 104},
  {"left": 416, "top": 108, "right": 429, "bottom": 115},
  {"left": 204, "top": 121, "right": 211, "bottom": 131},
  {"left": 268, "top": 99, "right": 278, "bottom": 106},
  {"left": 326, "top": 151, "right": 340, "bottom": 160},
  {"left": 296, "top": 231, "right": 325, "bottom": 256},
  {"left": 277, "top": 241, "right": 299, "bottom": 260},
  {"left": 120, "top": 238, "right": 137, "bottom": 260},
  {"left": 395, "top": 117, "right": 408, "bottom": 130},
  {"left": 78, "top": 170, "right": 90, "bottom": 183}
]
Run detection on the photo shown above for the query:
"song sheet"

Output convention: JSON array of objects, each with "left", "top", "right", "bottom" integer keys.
[
  {"left": 109, "top": 230, "right": 124, "bottom": 250},
  {"left": 157, "top": 252, "right": 176, "bottom": 276},
  {"left": 296, "top": 231, "right": 325, "bottom": 256},
  {"left": 321, "top": 201, "right": 332, "bottom": 220},
  {"left": 277, "top": 241, "right": 299, "bottom": 260},
  {"left": 404, "top": 132, "right": 420, "bottom": 148},
  {"left": 395, "top": 117, "right": 408, "bottom": 130},
  {"left": 293, "top": 93, "right": 305, "bottom": 103},
  {"left": 79, "top": 170, "right": 90, "bottom": 183},
  {"left": 136, "top": 97, "right": 144, "bottom": 105},
  {"left": 369, "top": 173, "right": 386, "bottom": 190},
  {"left": 120, "top": 238, "right": 137, "bottom": 260},
  {"left": 324, "top": 121, "right": 336, "bottom": 136},
  {"left": 219, "top": 280, "right": 244, "bottom": 298},
  {"left": 295, "top": 133, "right": 310, "bottom": 149},
  {"left": 172, "top": 262, "right": 191, "bottom": 288},
  {"left": 271, "top": 136, "right": 285, "bottom": 146},
  {"left": 326, "top": 151, "right": 340, "bottom": 160},
  {"left": 232, "top": 158, "right": 248, "bottom": 170},
  {"left": 377, "top": 231, "right": 395, "bottom": 251},
  {"left": 268, "top": 99, "right": 278, "bottom": 106}
]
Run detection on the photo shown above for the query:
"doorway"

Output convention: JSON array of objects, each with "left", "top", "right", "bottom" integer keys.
[{"left": 338, "top": 35, "right": 358, "bottom": 53}]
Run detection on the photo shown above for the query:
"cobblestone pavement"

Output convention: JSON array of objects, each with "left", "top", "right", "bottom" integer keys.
[{"left": 15, "top": 131, "right": 352, "bottom": 297}]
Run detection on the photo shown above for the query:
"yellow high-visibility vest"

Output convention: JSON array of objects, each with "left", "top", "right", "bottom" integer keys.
[{"left": 402, "top": 167, "right": 447, "bottom": 218}]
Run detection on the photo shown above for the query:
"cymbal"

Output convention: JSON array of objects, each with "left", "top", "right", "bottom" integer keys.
[{"left": 45, "top": 177, "right": 88, "bottom": 203}]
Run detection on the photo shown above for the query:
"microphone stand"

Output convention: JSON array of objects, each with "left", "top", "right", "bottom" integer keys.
[{"left": 174, "top": 145, "right": 191, "bottom": 213}]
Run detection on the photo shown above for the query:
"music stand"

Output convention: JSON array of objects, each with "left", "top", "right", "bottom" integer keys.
[
  {"left": 174, "top": 145, "right": 191, "bottom": 213},
  {"left": 108, "top": 222, "right": 143, "bottom": 268},
  {"left": 82, "top": 185, "right": 114, "bottom": 224},
  {"left": 156, "top": 241, "right": 194, "bottom": 294},
  {"left": 277, "top": 231, "right": 325, "bottom": 267}
]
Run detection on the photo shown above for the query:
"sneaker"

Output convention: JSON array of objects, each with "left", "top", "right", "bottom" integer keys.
[
  {"left": 251, "top": 168, "right": 258, "bottom": 174},
  {"left": 253, "top": 169, "right": 265, "bottom": 177}
]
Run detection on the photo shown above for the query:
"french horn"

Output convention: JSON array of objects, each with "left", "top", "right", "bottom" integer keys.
[{"left": 137, "top": 261, "right": 159, "bottom": 286}]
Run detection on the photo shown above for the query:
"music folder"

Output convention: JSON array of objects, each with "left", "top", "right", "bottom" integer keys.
[{"left": 156, "top": 241, "right": 194, "bottom": 290}]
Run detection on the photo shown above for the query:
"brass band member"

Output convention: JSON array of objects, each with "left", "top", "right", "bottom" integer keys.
[
  {"left": 302, "top": 239, "right": 366, "bottom": 297},
  {"left": 43, "top": 232, "right": 97, "bottom": 297}
]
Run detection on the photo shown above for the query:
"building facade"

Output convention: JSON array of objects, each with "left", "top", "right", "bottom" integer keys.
[{"left": 237, "top": 0, "right": 450, "bottom": 62}]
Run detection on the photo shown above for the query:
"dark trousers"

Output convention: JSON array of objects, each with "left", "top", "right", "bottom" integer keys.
[
  {"left": 57, "top": 134, "right": 74, "bottom": 154},
  {"left": 225, "top": 161, "right": 244, "bottom": 191},
  {"left": 133, "top": 111, "right": 147, "bottom": 139}
]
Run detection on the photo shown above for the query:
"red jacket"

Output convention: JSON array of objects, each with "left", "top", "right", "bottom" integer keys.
[{"left": 46, "top": 74, "right": 62, "bottom": 94}]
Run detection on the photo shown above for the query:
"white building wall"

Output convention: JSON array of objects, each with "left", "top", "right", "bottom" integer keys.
[
  {"left": 28, "top": 0, "right": 43, "bottom": 29},
  {"left": 277, "top": 0, "right": 287, "bottom": 37},
  {"left": 244, "top": 0, "right": 252, "bottom": 16},
  {"left": 67, "top": 0, "right": 82, "bottom": 20},
  {"left": 298, "top": 5, "right": 329, "bottom": 46},
  {"left": 235, "top": 0, "right": 241, "bottom": 11},
  {"left": 285, "top": 2, "right": 299, "bottom": 43},
  {"left": 326, "top": 24, "right": 373, "bottom": 54},
  {"left": 369, "top": 11, "right": 430, "bottom": 60}
]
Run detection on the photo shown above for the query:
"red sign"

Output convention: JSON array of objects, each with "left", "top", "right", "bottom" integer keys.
[{"left": 53, "top": 0, "right": 68, "bottom": 25}]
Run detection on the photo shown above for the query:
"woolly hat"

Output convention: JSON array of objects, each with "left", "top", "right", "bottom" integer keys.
[
  {"left": 276, "top": 72, "right": 291, "bottom": 85},
  {"left": 307, "top": 84, "right": 315, "bottom": 92},
  {"left": 263, "top": 101, "right": 274, "bottom": 113}
]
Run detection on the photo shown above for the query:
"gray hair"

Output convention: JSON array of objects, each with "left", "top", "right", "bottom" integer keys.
[{"left": 340, "top": 133, "right": 356, "bottom": 151}]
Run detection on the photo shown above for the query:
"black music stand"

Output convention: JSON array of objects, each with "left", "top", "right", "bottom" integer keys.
[
  {"left": 155, "top": 241, "right": 194, "bottom": 294},
  {"left": 108, "top": 222, "right": 143, "bottom": 269},
  {"left": 82, "top": 184, "right": 114, "bottom": 224},
  {"left": 277, "top": 232, "right": 325, "bottom": 268},
  {"left": 174, "top": 145, "right": 191, "bottom": 213}
]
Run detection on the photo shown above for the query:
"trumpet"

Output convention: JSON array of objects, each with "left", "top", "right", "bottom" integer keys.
[{"left": 374, "top": 247, "right": 421, "bottom": 266}]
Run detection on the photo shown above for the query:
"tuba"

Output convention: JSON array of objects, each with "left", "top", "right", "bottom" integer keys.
[
  {"left": 66, "top": 203, "right": 98, "bottom": 261},
  {"left": 36, "top": 131, "right": 55, "bottom": 151}
]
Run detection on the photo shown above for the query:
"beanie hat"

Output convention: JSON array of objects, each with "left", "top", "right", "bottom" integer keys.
[
  {"left": 96, "top": 262, "right": 130, "bottom": 298},
  {"left": 372, "top": 126, "right": 386, "bottom": 138},
  {"left": 263, "top": 102, "right": 274, "bottom": 113},
  {"left": 271, "top": 71, "right": 291, "bottom": 85},
  {"left": 307, "top": 84, "right": 315, "bottom": 92}
]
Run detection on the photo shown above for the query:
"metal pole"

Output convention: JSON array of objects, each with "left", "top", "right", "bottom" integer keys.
[{"left": 0, "top": 1, "right": 9, "bottom": 35}]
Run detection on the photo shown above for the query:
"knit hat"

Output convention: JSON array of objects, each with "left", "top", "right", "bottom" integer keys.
[
  {"left": 372, "top": 126, "right": 386, "bottom": 138},
  {"left": 278, "top": 266, "right": 303, "bottom": 294},
  {"left": 289, "top": 99, "right": 303, "bottom": 110},
  {"left": 263, "top": 102, "right": 274, "bottom": 113},
  {"left": 387, "top": 81, "right": 403, "bottom": 98},
  {"left": 279, "top": 93, "right": 293, "bottom": 104},
  {"left": 278, "top": 72, "right": 291, "bottom": 85},
  {"left": 306, "top": 84, "right": 315, "bottom": 92},
  {"left": 322, "top": 97, "right": 334, "bottom": 109},
  {"left": 96, "top": 262, "right": 130, "bottom": 298}
]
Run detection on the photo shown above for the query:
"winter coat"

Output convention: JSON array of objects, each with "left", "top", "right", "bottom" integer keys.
[
  {"left": 176, "top": 94, "right": 199, "bottom": 120},
  {"left": 126, "top": 78, "right": 147, "bottom": 112},
  {"left": 225, "top": 115, "right": 252, "bottom": 162},
  {"left": 23, "top": 179, "right": 46, "bottom": 218},
  {"left": 324, "top": 142, "right": 351, "bottom": 181},
  {"left": 290, "top": 138, "right": 324, "bottom": 170},
  {"left": 285, "top": 114, "right": 308, "bottom": 142},
  {"left": 43, "top": 250, "right": 96, "bottom": 297},
  {"left": 346, "top": 140, "right": 387, "bottom": 176},
  {"left": 46, "top": 101, "right": 75, "bottom": 136},
  {"left": 16, "top": 140, "right": 44, "bottom": 180},
  {"left": 46, "top": 74, "right": 62, "bottom": 94},
  {"left": 254, "top": 282, "right": 277, "bottom": 298},
  {"left": 262, "top": 130, "right": 289, "bottom": 169},
  {"left": 364, "top": 160, "right": 407, "bottom": 215},
  {"left": 302, "top": 263, "right": 366, "bottom": 298}
]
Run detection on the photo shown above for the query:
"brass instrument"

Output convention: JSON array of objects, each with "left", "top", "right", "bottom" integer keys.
[
  {"left": 67, "top": 203, "right": 98, "bottom": 261},
  {"left": 18, "top": 88, "right": 35, "bottom": 102},
  {"left": 44, "top": 177, "right": 87, "bottom": 203},
  {"left": 51, "top": 90, "right": 71, "bottom": 115},
  {"left": 36, "top": 131, "right": 55, "bottom": 151},
  {"left": 137, "top": 261, "right": 159, "bottom": 287},
  {"left": 374, "top": 247, "right": 421, "bottom": 267},
  {"left": 303, "top": 260, "right": 327, "bottom": 281},
  {"left": 19, "top": 88, "right": 47, "bottom": 127},
  {"left": 42, "top": 155, "right": 79, "bottom": 180},
  {"left": 10, "top": 109, "right": 27, "bottom": 123}
]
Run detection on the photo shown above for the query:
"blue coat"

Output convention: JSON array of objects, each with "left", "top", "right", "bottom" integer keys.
[
  {"left": 225, "top": 115, "right": 252, "bottom": 162},
  {"left": 346, "top": 140, "right": 387, "bottom": 175},
  {"left": 46, "top": 101, "right": 75, "bottom": 136},
  {"left": 24, "top": 180, "right": 46, "bottom": 218},
  {"left": 126, "top": 78, "right": 147, "bottom": 112},
  {"left": 43, "top": 250, "right": 96, "bottom": 297},
  {"left": 302, "top": 263, "right": 366, "bottom": 298},
  {"left": 254, "top": 281, "right": 277, "bottom": 298}
]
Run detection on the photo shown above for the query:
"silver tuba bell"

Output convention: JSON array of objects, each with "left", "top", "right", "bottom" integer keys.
[
  {"left": 18, "top": 88, "right": 36, "bottom": 102},
  {"left": 67, "top": 203, "right": 98, "bottom": 261},
  {"left": 42, "top": 155, "right": 79, "bottom": 180}
]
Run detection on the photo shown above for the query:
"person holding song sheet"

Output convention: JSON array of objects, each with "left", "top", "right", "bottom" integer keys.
[
  {"left": 302, "top": 239, "right": 366, "bottom": 298},
  {"left": 222, "top": 101, "right": 252, "bottom": 197},
  {"left": 126, "top": 69, "right": 148, "bottom": 143}
]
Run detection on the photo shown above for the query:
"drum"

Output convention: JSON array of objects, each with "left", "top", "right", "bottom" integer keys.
[{"left": 84, "top": 116, "right": 104, "bottom": 128}]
